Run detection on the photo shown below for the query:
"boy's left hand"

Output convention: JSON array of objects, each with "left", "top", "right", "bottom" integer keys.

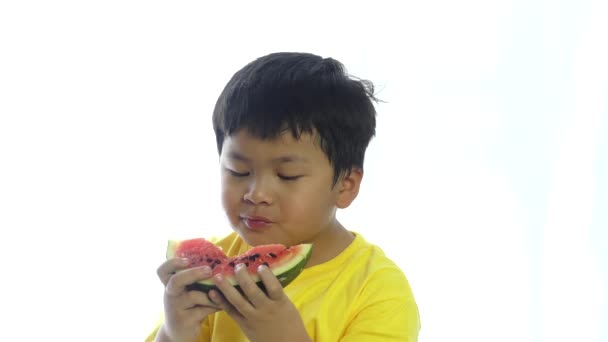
[{"left": 209, "top": 263, "right": 311, "bottom": 342}]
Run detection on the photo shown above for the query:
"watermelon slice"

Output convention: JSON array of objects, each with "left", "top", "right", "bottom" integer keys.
[{"left": 166, "top": 238, "right": 313, "bottom": 293}]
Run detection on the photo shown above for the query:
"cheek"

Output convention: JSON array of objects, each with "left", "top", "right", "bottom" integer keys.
[
  {"left": 282, "top": 185, "right": 335, "bottom": 220},
  {"left": 221, "top": 178, "right": 241, "bottom": 215}
]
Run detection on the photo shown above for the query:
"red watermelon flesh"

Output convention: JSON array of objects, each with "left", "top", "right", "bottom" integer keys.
[{"left": 166, "top": 238, "right": 313, "bottom": 292}]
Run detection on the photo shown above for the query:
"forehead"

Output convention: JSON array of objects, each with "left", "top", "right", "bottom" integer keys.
[{"left": 221, "top": 129, "right": 326, "bottom": 162}]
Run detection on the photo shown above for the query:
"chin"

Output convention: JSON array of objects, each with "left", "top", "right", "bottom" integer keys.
[
  {"left": 237, "top": 233, "right": 266, "bottom": 247},
  {"left": 231, "top": 224, "right": 263, "bottom": 246}
]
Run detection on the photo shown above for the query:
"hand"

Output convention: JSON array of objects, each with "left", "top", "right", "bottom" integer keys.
[
  {"left": 156, "top": 258, "right": 221, "bottom": 342},
  {"left": 209, "top": 263, "right": 312, "bottom": 342}
]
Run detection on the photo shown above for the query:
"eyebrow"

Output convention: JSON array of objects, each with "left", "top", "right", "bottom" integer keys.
[{"left": 226, "top": 151, "right": 310, "bottom": 164}]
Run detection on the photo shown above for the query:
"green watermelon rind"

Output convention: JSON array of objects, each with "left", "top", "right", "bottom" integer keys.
[
  {"left": 166, "top": 240, "right": 179, "bottom": 260},
  {"left": 191, "top": 244, "right": 313, "bottom": 293},
  {"left": 167, "top": 241, "right": 313, "bottom": 293}
]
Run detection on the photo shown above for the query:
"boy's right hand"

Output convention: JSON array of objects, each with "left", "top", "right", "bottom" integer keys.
[{"left": 156, "top": 258, "right": 221, "bottom": 342}]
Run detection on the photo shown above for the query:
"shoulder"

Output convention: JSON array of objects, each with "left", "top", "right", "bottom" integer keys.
[
  {"left": 335, "top": 233, "right": 420, "bottom": 340},
  {"left": 321, "top": 232, "right": 417, "bottom": 307},
  {"left": 348, "top": 233, "right": 416, "bottom": 301}
]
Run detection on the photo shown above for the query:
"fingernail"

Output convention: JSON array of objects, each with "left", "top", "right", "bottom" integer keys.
[
  {"left": 209, "top": 291, "right": 221, "bottom": 306},
  {"left": 257, "top": 264, "right": 267, "bottom": 273},
  {"left": 180, "top": 258, "right": 190, "bottom": 265},
  {"left": 199, "top": 266, "right": 212, "bottom": 276},
  {"left": 214, "top": 274, "right": 224, "bottom": 283},
  {"left": 235, "top": 263, "right": 245, "bottom": 271}
]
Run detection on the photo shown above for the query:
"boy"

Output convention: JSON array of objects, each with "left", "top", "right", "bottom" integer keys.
[{"left": 147, "top": 52, "right": 420, "bottom": 341}]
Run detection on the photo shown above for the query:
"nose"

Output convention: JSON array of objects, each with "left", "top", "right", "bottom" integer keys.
[{"left": 242, "top": 177, "right": 273, "bottom": 205}]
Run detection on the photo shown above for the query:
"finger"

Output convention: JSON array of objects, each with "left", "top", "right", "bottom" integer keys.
[
  {"left": 257, "top": 264, "right": 286, "bottom": 301},
  {"left": 185, "top": 290, "right": 219, "bottom": 309},
  {"left": 213, "top": 271, "right": 253, "bottom": 316},
  {"left": 208, "top": 290, "right": 241, "bottom": 319},
  {"left": 186, "top": 305, "right": 221, "bottom": 324},
  {"left": 166, "top": 266, "right": 212, "bottom": 296},
  {"left": 234, "top": 263, "right": 268, "bottom": 308},
  {"left": 157, "top": 258, "right": 189, "bottom": 285}
]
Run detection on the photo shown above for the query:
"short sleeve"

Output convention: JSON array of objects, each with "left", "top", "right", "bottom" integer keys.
[{"left": 340, "top": 268, "right": 420, "bottom": 341}]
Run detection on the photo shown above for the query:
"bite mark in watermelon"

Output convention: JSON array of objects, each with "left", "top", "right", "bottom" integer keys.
[{"left": 166, "top": 238, "right": 313, "bottom": 293}]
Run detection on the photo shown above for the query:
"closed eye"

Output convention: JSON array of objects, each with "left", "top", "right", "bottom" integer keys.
[
  {"left": 278, "top": 174, "right": 302, "bottom": 181},
  {"left": 226, "top": 169, "right": 249, "bottom": 177}
]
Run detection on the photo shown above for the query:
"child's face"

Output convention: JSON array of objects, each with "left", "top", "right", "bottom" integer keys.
[{"left": 219, "top": 129, "right": 343, "bottom": 247}]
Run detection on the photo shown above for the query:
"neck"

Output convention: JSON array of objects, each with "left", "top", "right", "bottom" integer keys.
[{"left": 304, "top": 220, "right": 354, "bottom": 268}]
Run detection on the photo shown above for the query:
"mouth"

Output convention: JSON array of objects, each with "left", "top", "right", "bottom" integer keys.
[{"left": 240, "top": 216, "right": 273, "bottom": 230}]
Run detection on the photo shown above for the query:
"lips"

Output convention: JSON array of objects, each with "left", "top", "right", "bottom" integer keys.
[{"left": 241, "top": 215, "right": 273, "bottom": 230}]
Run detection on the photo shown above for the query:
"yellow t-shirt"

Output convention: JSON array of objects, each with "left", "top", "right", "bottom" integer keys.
[{"left": 146, "top": 232, "right": 420, "bottom": 341}]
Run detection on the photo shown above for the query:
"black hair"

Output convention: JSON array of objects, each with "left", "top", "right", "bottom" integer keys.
[{"left": 212, "top": 52, "right": 378, "bottom": 185}]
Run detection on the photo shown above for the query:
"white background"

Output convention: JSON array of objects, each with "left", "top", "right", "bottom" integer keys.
[{"left": 1, "top": 1, "right": 606, "bottom": 341}]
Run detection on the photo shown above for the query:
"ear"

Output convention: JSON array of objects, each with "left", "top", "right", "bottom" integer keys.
[{"left": 335, "top": 168, "right": 363, "bottom": 209}]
